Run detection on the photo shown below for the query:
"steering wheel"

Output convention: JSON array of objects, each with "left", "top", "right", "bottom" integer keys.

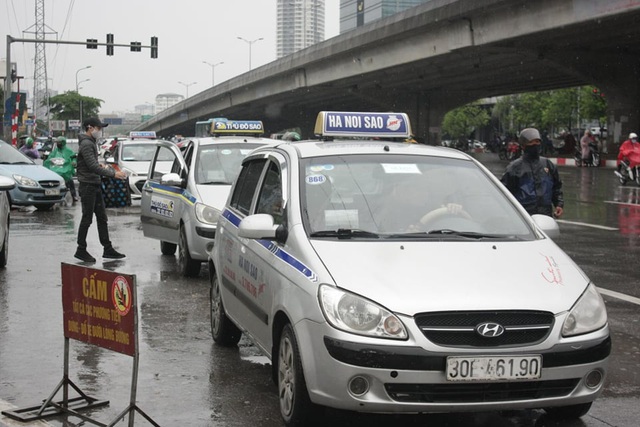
[{"left": 419, "top": 205, "right": 472, "bottom": 227}]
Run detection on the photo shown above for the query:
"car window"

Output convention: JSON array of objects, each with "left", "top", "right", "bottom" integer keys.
[
  {"left": 121, "top": 144, "right": 160, "bottom": 161},
  {"left": 196, "top": 143, "right": 264, "bottom": 185},
  {"left": 301, "top": 154, "right": 534, "bottom": 239},
  {"left": 230, "top": 159, "right": 267, "bottom": 216},
  {"left": 256, "top": 161, "right": 284, "bottom": 225},
  {"left": 0, "top": 140, "right": 34, "bottom": 164},
  {"left": 150, "top": 145, "right": 180, "bottom": 181}
]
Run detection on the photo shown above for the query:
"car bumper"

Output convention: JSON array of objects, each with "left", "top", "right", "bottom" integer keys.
[
  {"left": 294, "top": 319, "right": 610, "bottom": 414},
  {"left": 185, "top": 221, "right": 216, "bottom": 261},
  {"left": 9, "top": 187, "right": 67, "bottom": 206}
]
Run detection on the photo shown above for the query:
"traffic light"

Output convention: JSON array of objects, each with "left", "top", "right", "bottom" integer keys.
[
  {"left": 86, "top": 38, "right": 98, "bottom": 49},
  {"left": 106, "top": 33, "right": 114, "bottom": 56},
  {"left": 10, "top": 69, "right": 17, "bottom": 83},
  {"left": 130, "top": 42, "right": 142, "bottom": 52},
  {"left": 150, "top": 36, "right": 158, "bottom": 59}
]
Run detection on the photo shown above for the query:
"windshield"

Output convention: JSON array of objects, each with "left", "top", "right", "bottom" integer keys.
[
  {"left": 301, "top": 154, "right": 534, "bottom": 240},
  {"left": 121, "top": 144, "right": 166, "bottom": 162},
  {"left": 195, "top": 143, "right": 264, "bottom": 185},
  {"left": 0, "top": 140, "right": 35, "bottom": 165}
]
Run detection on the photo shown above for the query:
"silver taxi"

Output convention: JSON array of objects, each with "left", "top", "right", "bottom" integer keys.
[
  {"left": 140, "top": 119, "right": 278, "bottom": 277},
  {"left": 209, "top": 112, "right": 610, "bottom": 425}
]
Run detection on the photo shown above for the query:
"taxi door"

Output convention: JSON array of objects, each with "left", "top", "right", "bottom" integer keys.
[{"left": 140, "top": 140, "right": 190, "bottom": 245}]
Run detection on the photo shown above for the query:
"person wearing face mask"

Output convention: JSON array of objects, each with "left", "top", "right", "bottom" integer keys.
[
  {"left": 75, "top": 117, "right": 127, "bottom": 262},
  {"left": 500, "top": 127, "right": 564, "bottom": 218}
]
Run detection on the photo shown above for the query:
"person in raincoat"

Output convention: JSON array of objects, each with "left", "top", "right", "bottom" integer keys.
[
  {"left": 44, "top": 136, "right": 78, "bottom": 202},
  {"left": 19, "top": 137, "right": 40, "bottom": 159}
]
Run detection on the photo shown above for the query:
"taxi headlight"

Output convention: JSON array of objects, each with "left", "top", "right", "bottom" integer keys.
[
  {"left": 12, "top": 174, "right": 38, "bottom": 187},
  {"left": 562, "top": 283, "right": 607, "bottom": 337},
  {"left": 195, "top": 202, "right": 221, "bottom": 225},
  {"left": 318, "top": 285, "right": 407, "bottom": 339}
]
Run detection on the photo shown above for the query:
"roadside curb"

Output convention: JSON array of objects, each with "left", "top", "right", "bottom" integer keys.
[{"left": 550, "top": 157, "right": 617, "bottom": 168}]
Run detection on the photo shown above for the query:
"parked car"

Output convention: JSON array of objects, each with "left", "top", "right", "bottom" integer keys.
[
  {"left": 0, "top": 175, "right": 16, "bottom": 267},
  {"left": 208, "top": 111, "right": 610, "bottom": 426},
  {"left": 140, "top": 119, "right": 278, "bottom": 277},
  {"left": 0, "top": 139, "right": 67, "bottom": 210}
]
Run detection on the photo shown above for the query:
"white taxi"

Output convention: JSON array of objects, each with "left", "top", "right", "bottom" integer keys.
[
  {"left": 140, "top": 119, "right": 278, "bottom": 277},
  {"left": 209, "top": 111, "right": 610, "bottom": 425}
]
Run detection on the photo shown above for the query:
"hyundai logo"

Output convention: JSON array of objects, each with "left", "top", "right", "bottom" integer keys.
[{"left": 476, "top": 322, "right": 505, "bottom": 337}]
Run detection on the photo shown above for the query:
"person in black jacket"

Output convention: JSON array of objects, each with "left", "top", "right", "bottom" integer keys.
[
  {"left": 74, "top": 117, "right": 127, "bottom": 262},
  {"left": 501, "top": 128, "right": 564, "bottom": 218}
]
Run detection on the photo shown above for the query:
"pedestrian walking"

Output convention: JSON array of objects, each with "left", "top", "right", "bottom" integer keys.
[
  {"left": 74, "top": 117, "right": 127, "bottom": 262},
  {"left": 501, "top": 127, "right": 564, "bottom": 218}
]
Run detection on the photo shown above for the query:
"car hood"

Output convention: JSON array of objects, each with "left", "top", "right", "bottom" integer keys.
[
  {"left": 0, "top": 164, "right": 64, "bottom": 182},
  {"left": 310, "top": 239, "right": 588, "bottom": 315},
  {"left": 195, "top": 184, "right": 232, "bottom": 211}
]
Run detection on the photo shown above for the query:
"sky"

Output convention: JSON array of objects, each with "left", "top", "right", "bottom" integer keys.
[{"left": 1, "top": 0, "right": 341, "bottom": 114}]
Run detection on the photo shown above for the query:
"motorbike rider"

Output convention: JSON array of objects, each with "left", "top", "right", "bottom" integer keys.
[
  {"left": 616, "top": 132, "right": 640, "bottom": 176},
  {"left": 19, "top": 137, "right": 40, "bottom": 160},
  {"left": 44, "top": 136, "right": 78, "bottom": 202},
  {"left": 501, "top": 127, "right": 564, "bottom": 218},
  {"left": 580, "top": 130, "right": 596, "bottom": 166}
]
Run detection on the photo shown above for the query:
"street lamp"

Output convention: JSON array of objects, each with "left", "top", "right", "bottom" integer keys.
[
  {"left": 202, "top": 61, "right": 224, "bottom": 87},
  {"left": 75, "top": 65, "right": 91, "bottom": 92},
  {"left": 76, "top": 78, "right": 90, "bottom": 92},
  {"left": 237, "top": 36, "right": 264, "bottom": 71},
  {"left": 177, "top": 81, "right": 197, "bottom": 98}
]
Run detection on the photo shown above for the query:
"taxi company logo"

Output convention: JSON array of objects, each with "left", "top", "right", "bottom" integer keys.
[{"left": 476, "top": 322, "right": 505, "bottom": 337}]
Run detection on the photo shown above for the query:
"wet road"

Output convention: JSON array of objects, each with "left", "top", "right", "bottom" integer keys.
[{"left": 1, "top": 153, "right": 639, "bottom": 427}]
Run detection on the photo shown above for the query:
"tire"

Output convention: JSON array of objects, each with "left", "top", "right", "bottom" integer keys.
[
  {"left": 209, "top": 273, "right": 241, "bottom": 345},
  {"left": 0, "top": 217, "right": 9, "bottom": 268},
  {"left": 178, "top": 226, "right": 201, "bottom": 277},
  {"left": 592, "top": 153, "right": 600, "bottom": 167},
  {"left": 160, "top": 240, "right": 177, "bottom": 255},
  {"left": 498, "top": 150, "right": 506, "bottom": 160},
  {"left": 278, "top": 324, "right": 319, "bottom": 426},
  {"left": 544, "top": 402, "right": 592, "bottom": 419},
  {"left": 506, "top": 151, "right": 515, "bottom": 161}
]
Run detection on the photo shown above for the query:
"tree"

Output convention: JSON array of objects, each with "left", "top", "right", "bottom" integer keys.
[
  {"left": 442, "top": 103, "right": 490, "bottom": 145},
  {"left": 47, "top": 91, "right": 103, "bottom": 122}
]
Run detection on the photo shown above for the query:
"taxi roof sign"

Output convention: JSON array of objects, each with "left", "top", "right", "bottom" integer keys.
[
  {"left": 210, "top": 119, "right": 264, "bottom": 134},
  {"left": 129, "top": 131, "right": 156, "bottom": 139},
  {"left": 315, "top": 111, "right": 411, "bottom": 138}
]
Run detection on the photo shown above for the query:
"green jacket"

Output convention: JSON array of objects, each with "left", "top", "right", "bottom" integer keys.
[{"left": 44, "top": 145, "right": 76, "bottom": 181}]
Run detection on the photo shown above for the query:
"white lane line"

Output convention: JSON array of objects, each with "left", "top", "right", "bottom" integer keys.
[
  {"left": 556, "top": 219, "right": 618, "bottom": 231},
  {"left": 598, "top": 287, "right": 640, "bottom": 306},
  {"left": 604, "top": 200, "right": 640, "bottom": 205}
]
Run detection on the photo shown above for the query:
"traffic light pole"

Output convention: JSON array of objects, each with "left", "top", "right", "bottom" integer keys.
[{"left": 3, "top": 35, "right": 157, "bottom": 141}]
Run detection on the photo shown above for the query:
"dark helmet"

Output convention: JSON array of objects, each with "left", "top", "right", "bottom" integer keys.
[{"left": 518, "top": 128, "right": 541, "bottom": 146}]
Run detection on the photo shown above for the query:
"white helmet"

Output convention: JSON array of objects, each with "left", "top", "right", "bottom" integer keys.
[{"left": 630, "top": 132, "right": 638, "bottom": 140}]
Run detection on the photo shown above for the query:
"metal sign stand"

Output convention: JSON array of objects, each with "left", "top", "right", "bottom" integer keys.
[{"left": 1, "top": 338, "right": 109, "bottom": 424}]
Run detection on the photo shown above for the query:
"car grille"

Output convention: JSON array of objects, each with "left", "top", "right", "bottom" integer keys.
[
  {"left": 385, "top": 378, "right": 579, "bottom": 403},
  {"left": 415, "top": 311, "right": 555, "bottom": 347},
  {"left": 39, "top": 180, "right": 61, "bottom": 188}
]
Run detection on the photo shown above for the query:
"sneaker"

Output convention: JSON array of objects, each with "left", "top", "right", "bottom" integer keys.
[
  {"left": 103, "top": 247, "right": 126, "bottom": 259},
  {"left": 74, "top": 248, "right": 96, "bottom": 263}
]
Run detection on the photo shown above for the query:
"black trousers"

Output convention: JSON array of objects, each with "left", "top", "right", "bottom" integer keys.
[{"left": 77, "top": 182, "right": 112, "bottom": 250}]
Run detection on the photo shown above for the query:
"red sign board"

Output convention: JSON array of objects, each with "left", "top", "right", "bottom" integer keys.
[{"left": 61, "top": 263, "right": 137, "bottom": 357}]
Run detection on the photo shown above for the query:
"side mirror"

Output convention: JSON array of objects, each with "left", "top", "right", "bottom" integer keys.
[
  {"left": 238, "top": 213, "right": 287, "bottom": 242},
  {"left": 0, "top": 176, "right": 16, "bottom": 191},
  {"left": 161, "top": 172, "right": 185, "bottom": 187},
  {"left": 105, "top": 157, "right": 115, "bottom": 164},
  {"left": 532, "top": 214, "right": 560, "bottom": 239}
]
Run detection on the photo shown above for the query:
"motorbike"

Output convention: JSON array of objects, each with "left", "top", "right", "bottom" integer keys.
[
  {"left": 615, "top": 159, "right": 640, "bottom": 186},
  {"left": 498, "top": 140, "right": 521, "bottom": 161},
  {"left": 574, "top": 142, "right": 600, "bottom": 167}
]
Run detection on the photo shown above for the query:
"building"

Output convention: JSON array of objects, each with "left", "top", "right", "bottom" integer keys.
[
  {"left": 155, "top": 93, "right": 184, "bottom": 114},
  {"left": 339, "top": 0, "right": 430, "bottom": 33},
  {"left": 277, "top": 0, "right": 326, "bottom": 58}
]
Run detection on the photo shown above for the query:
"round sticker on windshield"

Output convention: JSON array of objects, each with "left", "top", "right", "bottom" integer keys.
[{"left": 306, "top": 174, "right": 327, "bottom": 185}]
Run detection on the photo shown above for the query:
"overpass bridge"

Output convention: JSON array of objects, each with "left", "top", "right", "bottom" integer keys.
[{"left": 137, "top": 0, "right": 640, "bottom": 146}]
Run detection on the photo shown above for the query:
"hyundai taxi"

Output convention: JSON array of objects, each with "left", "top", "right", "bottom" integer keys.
[
  {"left": 208, "top": 111, "right": 610, "bottom": 425},
  {"left": 140, "top": 119, "right": 278, "bottom": 277}
]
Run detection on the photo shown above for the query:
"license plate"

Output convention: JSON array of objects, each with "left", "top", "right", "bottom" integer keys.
[
  {"left": 45, "top": 188, "right": 60, "bottom": 196},
  {"left": 446, "top": 355, "right": 542, "bottom": 381}
]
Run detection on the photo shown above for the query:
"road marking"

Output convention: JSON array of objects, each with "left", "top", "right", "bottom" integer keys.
[
  {"left": 598, "top": 287, "right": 640, "bottom": 306},
  {"left": 604, "top": 200, "right": 640, "bottom": 206},
  {"left": 556, "top": 219, "right": 618, "bottom": 231}
]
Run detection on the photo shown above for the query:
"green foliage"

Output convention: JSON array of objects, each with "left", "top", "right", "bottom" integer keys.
[
  {"left": 442, "top": 103, "right": 490, "bottom": 140},
  {"left": 47, "top": 91, "right": 104, "bottom": 121}
]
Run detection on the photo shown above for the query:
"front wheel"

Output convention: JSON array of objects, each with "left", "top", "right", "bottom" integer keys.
[
  {"left": 0, "top": 216, "right": 9, "bottom": 268},
  {"left": 210, "top": 274, "right": 241, "bottom": 345},
  {"left": 278, "top": 324, "right": 319, "bottom": 426},
  {"left": 178, "top": 226, "right": 201, "bottom": 277},
  {"left": 544, "top": 402, "right": 592, "bottom": 419}
]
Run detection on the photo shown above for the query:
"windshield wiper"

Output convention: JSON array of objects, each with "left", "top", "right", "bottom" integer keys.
[
  {"left": 310, "top": 229, "right": 380, "bottom": 239},
  {"left": 199, "top": 181, "right": 230, "bottom": 185},
  {"left": 387, "top": 229, "right": 514, "bottom": 240},
  {"left": 0, "top": 161, "right": 31, "bottom": 165}
]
